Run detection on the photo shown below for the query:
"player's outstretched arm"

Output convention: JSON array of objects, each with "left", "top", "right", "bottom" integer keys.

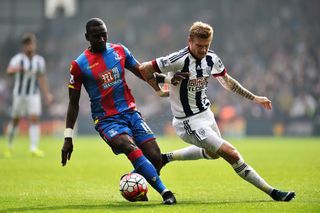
[
  {"left": 216, "top": 73, "right": 272, "bottom": 110},
  {"left": 139, "top": 62, "right": 169, "bottom": 97},
  {"left": 61, "top": 88, "right": 80, "bottom": 166},
  {"left": 6, "top": 66, "right": 21, "bottom": 75}
]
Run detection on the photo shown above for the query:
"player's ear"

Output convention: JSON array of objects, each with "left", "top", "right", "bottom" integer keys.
[{"left": 85, "top": 33, "right": 89, "bottom": 41}]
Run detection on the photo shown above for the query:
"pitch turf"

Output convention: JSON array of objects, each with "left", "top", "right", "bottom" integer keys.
[{"left": 0, "top": 136, "right": 319, "bottom": 212}]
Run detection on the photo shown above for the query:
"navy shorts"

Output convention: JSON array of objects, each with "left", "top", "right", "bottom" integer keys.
[{"left": 95, "top": 110, "right": 155, "bottom": 153}]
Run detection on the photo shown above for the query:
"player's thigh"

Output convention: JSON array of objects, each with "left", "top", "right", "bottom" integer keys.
[
  {"left": 95, "top": 115, "right": 138, "bottom": 155},
  {"left": 11, "top": 95, "right": 27, "bottom": 118},
  {"left": 27, "top": 95, "right": 41, "bottom": 118},
  {"left": 177, "top": 123, "right": 225, "bottom": 155},
  {"left": 129, "top": 111, "right": 155, "bottom": 147}
]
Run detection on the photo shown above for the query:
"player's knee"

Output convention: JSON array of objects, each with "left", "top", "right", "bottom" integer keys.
[
  {"left": 217, "top": 142, "right": 240, "bottom": 164},
  {"left": 111, "top": 135, "right": 137, "bottom": 155},
  {"left": 203, "top": 149, "right": 220, "bottom": 159}
]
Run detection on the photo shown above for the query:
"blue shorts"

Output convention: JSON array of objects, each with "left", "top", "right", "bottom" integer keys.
[{"left": 95, "top": 110, "right": 155, "bottom": 152}]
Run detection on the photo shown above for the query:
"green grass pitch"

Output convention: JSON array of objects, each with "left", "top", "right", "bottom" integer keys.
[{"left": 0, "top": 136, "right": 319, "bottom": 212}]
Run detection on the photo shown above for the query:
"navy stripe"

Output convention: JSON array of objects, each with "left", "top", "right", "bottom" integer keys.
[
  {"left": 180, "top": 57, "right": 193, "bottom": 116},
  {"left": 17, "top": 59, "right": 24, "bottom": 95},
  {"left": 25, "top": 59, "right": 32, "bottom": 95},
  {"left": 34, "top": 61, "right": 40, "bottom": 94},
  {"left": 234, "top": 163, "right": 248, "bottom": 173},
  {"left": 169, "top": 49, "right": 189, "bottom": 63},
  {"left": 195, "top": 60, "right": 202, "bottom": 77},
  {"left": 183, "top": 120, "right": 192, "bottom": 135},
  {"left": 170, "top": 50, "right": 189, "bottom": 63},
  {"left": 195, "top": 60, "right": 204, "bottom": 112},
  {"left": 195, "top": 91, "right": 204, "bottom": 111},
  {"left": 205, "top": 55, "right": 214, "bottom": 70},
  {"left": 194, "top": 132, "right": 202, "bottom": 141},
  {"left": 168, "top": 48, "right": 188, "bottom": 61}
]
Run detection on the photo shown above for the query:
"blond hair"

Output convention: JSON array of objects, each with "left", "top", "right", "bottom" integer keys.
[{"left": 189, "top": 21, "right": 213, "bottom": 40}]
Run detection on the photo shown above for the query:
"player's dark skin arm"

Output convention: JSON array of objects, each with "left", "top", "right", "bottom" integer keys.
[{"left": 61, "top": 88, "right": 80, "bottom": 166}]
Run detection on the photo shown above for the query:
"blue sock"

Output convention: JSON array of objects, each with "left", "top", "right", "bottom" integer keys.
[{"left": 128, "top": 149, "right": 167, "bottom": 194}]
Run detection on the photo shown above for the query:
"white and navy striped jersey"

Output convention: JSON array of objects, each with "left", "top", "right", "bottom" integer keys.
[
  {"left": 8, "top": 53, "right": 46, "bottom": 96},
  {"left": 152, "top": 47, "right": 226, "bottom": 118}
]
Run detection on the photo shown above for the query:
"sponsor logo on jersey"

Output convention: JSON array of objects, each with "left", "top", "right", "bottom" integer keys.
[
  {"left": 99, "top": 67, "right": 121, "bottom": 89},
  {"left": 187, "top": 77, "right": 208, "bottom": 92}
]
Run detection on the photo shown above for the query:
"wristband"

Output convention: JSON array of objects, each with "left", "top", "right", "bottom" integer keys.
[{"left": 64, "top": 128, "right": 73, "bottom": 138}]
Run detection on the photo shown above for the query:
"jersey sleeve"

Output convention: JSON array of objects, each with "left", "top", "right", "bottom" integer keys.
[
  {"left": 8, "top": 54, "right": 21, "bottom": 68},
  {"left": 68, "top": 60, "right": 82, "bottom": 90},
  {"left": 211, "top": 54, "right": 227, "bottom": 77},
  {"left": 37, "top": 56, "right": 46, "bottom": 75},
  {"left": 121, "top": 44, "right": 138, "bottom": 69},
  {"left": 152, "top": 50, "right": 185, "bottom": 74}
]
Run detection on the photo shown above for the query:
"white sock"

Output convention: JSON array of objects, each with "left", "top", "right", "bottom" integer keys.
[
  {"left": 7, "top": 122, "right": 17, "bottom": 149},
  {"left": 166, "top": 145, "right": 210, "bottom": 161},
  {"left": 232, "top": 159, "right": 274, "bottom": 195},
  {"left": 29, "top": 124, "right": 40, "bottom": 151}
]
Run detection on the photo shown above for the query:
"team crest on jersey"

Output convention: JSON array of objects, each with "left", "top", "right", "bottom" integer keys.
[{"left": 113, "top": 51, "right": 121, "bottom": 60}]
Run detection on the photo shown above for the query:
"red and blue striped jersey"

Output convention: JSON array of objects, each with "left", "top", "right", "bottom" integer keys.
[{"left": 68, "top": 43, "right": 138, "bottom": 120}]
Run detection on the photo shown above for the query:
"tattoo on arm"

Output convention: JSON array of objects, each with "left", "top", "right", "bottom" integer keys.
[{"left": 219, "top": 75, "right": 255, "bottom": 100}]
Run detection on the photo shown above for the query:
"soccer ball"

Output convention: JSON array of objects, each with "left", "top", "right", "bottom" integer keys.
[{"left": 119, "top": 173, "right": 148, "bottom": 202}]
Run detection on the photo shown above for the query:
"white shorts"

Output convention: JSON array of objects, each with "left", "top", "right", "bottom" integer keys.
[
  {"left": 11, "top": 94, "right": 42, "bottom": 118},
  {"left": 172, "top": 108, "right": 225, "bottom": 154}
]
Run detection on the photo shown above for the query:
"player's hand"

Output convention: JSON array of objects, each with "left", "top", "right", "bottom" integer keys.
[
  {"left": 46, "top": 93, "right": 54, "bottom": 105},
  {"left": 171, "top": 72, "right": 189, "bottom": 85},
  {"left": 253, "top": 96, "right": 272, "bottom": 110},
  {"left": 7, "top": 67, "right": 22, "bottom": 74},
  {"left": 61, "top": 138, "right": 73, "bottom": 166}
]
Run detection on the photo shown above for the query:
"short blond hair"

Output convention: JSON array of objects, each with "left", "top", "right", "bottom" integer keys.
[{"left": 189, "top": 21, "right": 213, "bottom": 40}]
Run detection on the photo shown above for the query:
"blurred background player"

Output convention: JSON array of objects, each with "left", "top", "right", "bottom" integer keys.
[
  {"left": 140, "top": 21, "right": 295, "bottom": 202},
  {"left": 4, "top": 32, "right": 53, "bottom": 158},
  {"left": 61, "top": 18, "right": 176, "bottom": 204}
]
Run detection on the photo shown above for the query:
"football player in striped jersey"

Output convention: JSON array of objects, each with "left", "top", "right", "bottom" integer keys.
[
  {"left": 140, "top": 21, "right": 295, "bottom": 202},
  {"left": 4, "top": 32, "right": 53, "bottom": 158},
  {"left": 61, "top": 18, "right": 176, "bottom": 204}
]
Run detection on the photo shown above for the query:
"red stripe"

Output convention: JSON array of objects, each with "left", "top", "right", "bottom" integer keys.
[
  {"left": 213, "top": 68, "right": 227, "bottom": 77},
  {"left": 128, "top": 149, "right": 143, "bottom": 162},
  {"left": 152, "top": 60, "right": 162, "bottom": 73},
  {"left": 111, "top": 44, "right": 136, "bottom": 109},
  {"left": 84, "top": 50, "right": 118, "bottom": 116}
]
